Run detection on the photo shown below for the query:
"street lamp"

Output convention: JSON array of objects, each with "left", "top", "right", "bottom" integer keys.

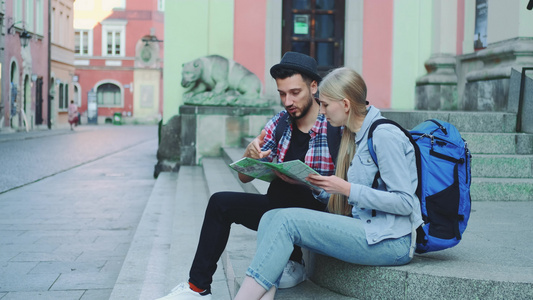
[
  {"left": 19, "top": 30, "right": 31, "bottom": 48},
  {"left": 7, "top": 21, "right": 32, "bottom": 48}
]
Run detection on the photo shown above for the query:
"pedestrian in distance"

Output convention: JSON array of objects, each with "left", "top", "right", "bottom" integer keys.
[
  {"left": 234, "top": 67, "right": 424, "bottom": 300},
  {"left": 155, "top": 52, "right": 340, "bottom": 300},
  {"left": 68, "top": 100, "right": 79, "bottom": 130}
]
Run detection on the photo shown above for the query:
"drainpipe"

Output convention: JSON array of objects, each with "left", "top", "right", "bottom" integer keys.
[{"left": 47, "top": 0, "right": 51, "bottom": 129}]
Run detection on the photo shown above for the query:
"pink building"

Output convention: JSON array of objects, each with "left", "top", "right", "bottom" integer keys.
[
  {"left": 1, "top": 0, "right": 50, "bottom": 131},
  {"left": 165, "top": 0, "right": 533, "bottom": 120},
  {"left": 73, "top": 0, "right": 164, "bottom": 124}
]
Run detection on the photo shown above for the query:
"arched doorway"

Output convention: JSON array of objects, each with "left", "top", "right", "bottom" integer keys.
[
  {"left": 23, "top": 74, "right": 31, "bottom": 130},
  {"left": 9, "top": 61, "right": 19, "bottom": 127},
  {"left": 49, "top": 77, "right": 56, "bottom": 128},
  {"left": 96, "top": 83, "right": 122, "bottom": 106}
]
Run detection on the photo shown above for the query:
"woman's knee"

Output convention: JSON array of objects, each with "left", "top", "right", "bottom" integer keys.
[
  {"left": 259, "top": 208, "right": 299, "bottom": 231},
  {"left": 258, "top": 209, "right": 281, "bottom": 230}
]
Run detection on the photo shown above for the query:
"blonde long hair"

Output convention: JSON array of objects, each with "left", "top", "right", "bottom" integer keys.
[{"left": 319, "top": 68, "right": 368, "bottom": 216}]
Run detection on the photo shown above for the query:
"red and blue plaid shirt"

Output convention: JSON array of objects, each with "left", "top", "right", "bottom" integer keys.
[{"left": 260, "top": 111, "right": 336, "bottom": 176}]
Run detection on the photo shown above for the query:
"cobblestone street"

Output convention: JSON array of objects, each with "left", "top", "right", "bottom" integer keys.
[{"left": 0, "top": 125, "right": 159, "bottom": 299}]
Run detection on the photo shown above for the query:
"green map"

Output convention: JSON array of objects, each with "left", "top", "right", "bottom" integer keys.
[{"left": 229, "top": 157, "right": 323, "bottom": 191}]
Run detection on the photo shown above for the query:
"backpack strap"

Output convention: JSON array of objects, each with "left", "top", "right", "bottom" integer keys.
[
  {"left": 274, "top": 113, "right": 290, "bottom": 145},
  {"left": 326, "top": 123, "right": 341, "bottom": 165},
  {"left": 427, "top": 119, "right": 447, "bottom": 135},
  {"left": 274, "top": 112, "right": 341, "bottom": 164},
  {"left": 367, "top": 119, "right": 422, "bottom": 199}
]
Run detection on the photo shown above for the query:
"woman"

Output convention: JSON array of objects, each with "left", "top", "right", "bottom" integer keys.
[
  {"left": 68, "top": 100, "right": 79, "bottom": 130},
  {"left": 234, "top": 67, "right": 423, "bottom": 300}
]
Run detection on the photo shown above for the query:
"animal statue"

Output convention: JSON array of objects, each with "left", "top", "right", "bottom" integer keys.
[{"left": 181, "top": 55, "right": 263, "bottom": 105}]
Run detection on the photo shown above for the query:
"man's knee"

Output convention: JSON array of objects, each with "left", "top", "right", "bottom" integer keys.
[{"left": 206, "top": 191, "right": 246, "bottom": 222}]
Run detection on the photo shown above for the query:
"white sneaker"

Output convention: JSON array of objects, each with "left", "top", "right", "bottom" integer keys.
[
  {"left": 278, "top": 260, "right": 306, "bottom": 289},
  {"left": 155, "top": 282, "right": 212, "bottom": 300}
]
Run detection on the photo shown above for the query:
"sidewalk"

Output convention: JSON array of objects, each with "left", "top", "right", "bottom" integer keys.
[
  {"left": 0, "top": 136, "right": 158, "bottom": 299},
  {"left": 0, "top": 124, "right": 98, "bottom": 143}
]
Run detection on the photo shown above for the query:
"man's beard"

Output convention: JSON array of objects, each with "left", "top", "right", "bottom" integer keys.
[{"left": 287, "top": 94, "right": 314, "bottom": 120}]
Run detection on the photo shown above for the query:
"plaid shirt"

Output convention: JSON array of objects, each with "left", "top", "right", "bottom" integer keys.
[{"left": 260, "top": 111, "right": 336, "bottom": 176}]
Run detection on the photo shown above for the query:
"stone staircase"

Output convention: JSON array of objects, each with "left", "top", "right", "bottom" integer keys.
[
  {"left": 112, "top": 110, "right": 533, "bottom": 300},
  {"left": 380, "top": 110, "right": 533, "bottom": 201}
]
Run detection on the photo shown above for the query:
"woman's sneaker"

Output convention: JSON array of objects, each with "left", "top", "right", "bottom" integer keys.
[
  {"left": 278, "top": 260, "right": 306, "bottom": 289},
  {"left": 155, "top": 282, "right": 212, "bottom": 300}
]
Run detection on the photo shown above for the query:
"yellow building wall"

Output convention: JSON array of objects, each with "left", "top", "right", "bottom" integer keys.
[{"left": 133, "top": 69, "right": 161, "bottom": 122}]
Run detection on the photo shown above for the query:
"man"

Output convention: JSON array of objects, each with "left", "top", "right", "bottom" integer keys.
[{"left": 156, "top": 52, "right": 338, "bottom": 300}]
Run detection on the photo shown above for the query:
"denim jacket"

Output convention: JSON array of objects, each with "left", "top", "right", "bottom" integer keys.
[{"left": 348, "top": 106, "right": 423, "bottom": 245}]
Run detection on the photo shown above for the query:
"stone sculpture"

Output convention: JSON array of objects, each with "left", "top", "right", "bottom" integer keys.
[{"left": 181, "top": 55, "right": 268, "bottom": 106}]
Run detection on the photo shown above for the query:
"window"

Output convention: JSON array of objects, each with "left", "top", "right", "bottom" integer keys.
[
  {"left": 58, "top": 83, "right": 69, "bottom": 110},
  {"left": 97, "top": 83, "right": 122, "bottom": 106},
  {"left": 107, "top": 30, "right": 121, "bottom": 55},
  {"left": 36, "top": 0, "right": 43, "bottom": 35},
  {"left": 102, "top": 23, "right": 126, "bottom": 56},
  {"left": 73, "top": 84, "right": 81, "bottom": 106},
  {"left": 75, "top": 29, "right": 92, "bottom": 55},
  {"left": 59, "top": 11, "right": 63, "bottom": 45},
  {"left": 474, "top": 0, "right": 488, "bottom": 50},
  {"left": 65, "top": 84, "right": 69, "bottom": 109},
  {"left": 25, "top": 0, "right": 34, "bottom": 32},
  {"left": 51, "top": 8, "right": 55, "bottom": 42},
  {"left": 58, "top": 83, "right": 65, "bottom": 110},
  {"left": 14, "top": 1, "right": 22, "bottom": 26},
  {"left": 282, "top": 0, "right": 345, "bottom": 76}
]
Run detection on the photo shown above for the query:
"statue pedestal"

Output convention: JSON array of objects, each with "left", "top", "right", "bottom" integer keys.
[{"left": 179, "top": 105, "right": 275, "bottom": 165}]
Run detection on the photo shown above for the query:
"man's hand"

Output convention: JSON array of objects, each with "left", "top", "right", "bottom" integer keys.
[
  {"left": 243, "top": 129, "right": 272, "bottom": 159},
  {"left": 273, "top": 170, "right": 303, "bottom": 186},
  {"left": 239, "top": 129, "right": 272, "bottom": 183}
]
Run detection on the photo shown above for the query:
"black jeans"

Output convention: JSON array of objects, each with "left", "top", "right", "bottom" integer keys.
[{"left": 188, "top": 179, "right": 326, "bottom": 291}]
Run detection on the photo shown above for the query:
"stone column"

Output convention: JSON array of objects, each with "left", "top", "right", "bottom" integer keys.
[{"left": 415, "top": 0, "right": 459, "bottom": 110}]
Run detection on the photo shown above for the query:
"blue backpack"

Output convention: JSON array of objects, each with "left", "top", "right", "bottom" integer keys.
[{"left": 368, "top": 119, "right": 472, "bottom": 254}]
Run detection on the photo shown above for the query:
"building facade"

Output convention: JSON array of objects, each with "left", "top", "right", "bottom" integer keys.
[
  {"left": 73, "top": 0, "right": 164, "bottom": 125},
  {"left": 1, "top": 0, "right": 50, "bottom": 131},
  {"left": 50, "top": 0, "right": 75, "bottom": 128},
  {"left": 163, "top": 0, "right": 533, "bottom": 125}
]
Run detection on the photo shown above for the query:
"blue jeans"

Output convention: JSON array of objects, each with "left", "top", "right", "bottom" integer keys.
[{"left": 246, "top": 208, "right": 412, "bottom": 291}]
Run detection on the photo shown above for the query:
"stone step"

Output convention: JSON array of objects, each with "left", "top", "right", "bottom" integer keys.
[
  {"left": 471, "top": 177, "right": 533, "bottom": 201},
  {"left": 160, "top": 167, "right": 232, "bottom": 300},
  {"left": 109, "top": 172, "right": 178, "bottom": 300},
  {"left": 308, "top": 201, "right": 533, "bottom": 299},
  {"left": 212, "top": 149, "right": 533, "bottom": 299},
  {"left": 472, "top": 154, "right": 533, "bottom": 178},
  {"left": 381, "top": 110, "right": 517, "bottom": 133},
  {"left": 462, "top": 132, "right": 533, "bottom": 155}
]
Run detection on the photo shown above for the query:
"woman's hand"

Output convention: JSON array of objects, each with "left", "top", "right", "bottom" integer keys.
[{"left": 306, "top": 173, "right": 351, "bottom": 197}]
